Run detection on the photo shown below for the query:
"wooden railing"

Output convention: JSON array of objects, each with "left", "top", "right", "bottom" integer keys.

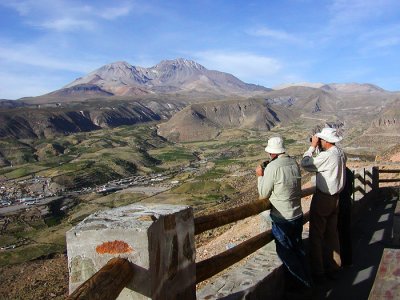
[
  {"left": 67, "top": 258, "right": 134, "bottom": 300},
  {"left": 379, "top": 169, "right": 400, "bottom": 183},
  {"left": 67, "top": 166, "right": 399, "bottom": 299},
  {"left": 194, "top": 186, "right": 315, "bottom": 284}
]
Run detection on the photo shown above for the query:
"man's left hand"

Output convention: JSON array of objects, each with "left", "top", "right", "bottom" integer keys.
[{"left": 256, "top": 165, "right": 264, "bottom": 177}]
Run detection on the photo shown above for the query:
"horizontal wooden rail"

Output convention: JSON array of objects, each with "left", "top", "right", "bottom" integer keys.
[
  {"left": 301, "top": 186, "right": 316, "bottom": 198},
  {"left": 196, "top": 211, "right": 310, "bottom": 283},
  {"left": 67, "top": 257, "right": 134, "bottom": 300},
  {"left": 194, "top": 186, "right": 315, "bottom": 235},
  {"left": 378, "top": 169, "right": 400, "bottom": 174},
  {"left": 194, "top": 199, "right": 271, "bottom": 235},
  {"left": 379, "top": 178, "right": 400, "bottom": 183},
  {"left": 196, "top": 230, "right": 273, "bottom": 283}
]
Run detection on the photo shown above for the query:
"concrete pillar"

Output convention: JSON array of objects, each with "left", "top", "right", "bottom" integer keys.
[{"left": 66, "top": 204, "right": 196, "bottom": 300}]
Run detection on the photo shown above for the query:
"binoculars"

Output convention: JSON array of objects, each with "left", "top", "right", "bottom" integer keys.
[{"left": 261, "top": 160, "right": 269, "bottom": 170}]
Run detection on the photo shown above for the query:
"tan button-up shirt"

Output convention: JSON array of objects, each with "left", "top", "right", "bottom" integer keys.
[{"left": 257, "top": 154, "right": 303, "bottom": 220}]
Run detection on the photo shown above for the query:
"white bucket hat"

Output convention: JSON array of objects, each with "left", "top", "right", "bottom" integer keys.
[
  {"left": 265, "top": 137, "right": 286, "bottom": 154},
  {"left": 316, "top": 127, "right": 342, "bottom": 143}
]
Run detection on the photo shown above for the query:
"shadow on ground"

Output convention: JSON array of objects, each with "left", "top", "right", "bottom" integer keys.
[{"left": 312, "top": 187, "right": 399, "bottom": 300}]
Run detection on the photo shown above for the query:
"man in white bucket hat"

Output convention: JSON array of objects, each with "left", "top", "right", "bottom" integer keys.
[
  {"left": 301, "top": 127, "right": 346, "bottom": 283},
  {"left": 256, "top": 137, "right": 312, "bottom": 294}
]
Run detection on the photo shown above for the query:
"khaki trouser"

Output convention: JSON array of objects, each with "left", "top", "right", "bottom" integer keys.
[{"left": 309, "top": 190, "right": 341, "bottom": 276}]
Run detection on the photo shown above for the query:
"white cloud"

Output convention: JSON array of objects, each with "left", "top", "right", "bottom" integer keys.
[
  {"left": 314, "top": 0, "right": 400, "bottom": 54},
  {"left": 193, "top": 51, "right": 283, "bottom": 86},
  {"left": 329, "top": 0, "right": 400, "bottom": 26},
  {"left": 39, "top": 17, "right": 95, "bottom": 31},
  {"left": 358, "top": 24, "right": 400, "bottom": 50},
  {"left": 97, "top": 4, "right": 132, "bottom": 20},
  {"left": 0, "top": 0, "right": 34, "bottom": 16},
  {"left": 0, "top": 71, "right": 64, "bottom": 99},
  {"left": 1, "top": 0, "right": 134, "bottom": 32},
  {"left": 374, "top": 37, "right": 400, "bottom": 48},
  {"left": 0, "top": 44, "right": 96, "bottom": 72},
  {"left": 247, "top": 27, "right": 302, "bottom": 44},
  {"left": 338, "top": 67, "right": 373, "bottom": 81},
  {"left": 0, "top": 38, "right": 107, "bottom": 73}
]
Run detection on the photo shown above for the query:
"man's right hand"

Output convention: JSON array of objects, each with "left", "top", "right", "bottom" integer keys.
[{"left": 311, "top": 135, "right": 320, "bottom": 148}]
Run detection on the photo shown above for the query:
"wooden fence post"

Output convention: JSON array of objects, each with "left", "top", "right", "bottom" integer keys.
[
  {"left": 372, "top": 166, "right": 379, "bottom": 190},
  {"left": 363, "top": 168, "right": 367, "bottom": 193},
  {"left": 352, "top": 170, "right": 355, "bottom": 202},
  {"left": 364, "top": 166, "right": 374, "bottom": 193}
]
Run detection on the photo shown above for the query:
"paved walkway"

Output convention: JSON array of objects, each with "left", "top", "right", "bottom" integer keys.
[{"left": 313, "top": 187, "right": 399, "bottom": 299}]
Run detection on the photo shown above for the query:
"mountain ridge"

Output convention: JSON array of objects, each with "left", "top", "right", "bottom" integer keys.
[
  {"left": 273, "top": 82, "right": 391, "bottom": 93},
  {"left": 9, "top": 58, "right": 396, "bottom": 107},
  {"left": 1, "top": 57, "right": 399, "bottom": 152},
  {"left": 157, "top": 98, "right": 296, "bottom": 142},
  {"left": 58, "top": 58, "right": 271, "bottom": 99}
]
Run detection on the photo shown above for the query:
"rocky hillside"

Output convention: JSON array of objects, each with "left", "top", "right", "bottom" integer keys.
[
  {"left": 3, "top": 56, "right": 399, "bottom": 149},
  {"left": 368, "top": 99, "right": 400, "bottom": 135},
  {"left": 157, "top": 98, "right": 296, "bottom": 142},
  {"left": 0, "top": 99, "right": 27, "bottom": 109},
  {"left": 375, "top": 143, "right": 400, "bottom": 162},
  {"left": 263, "top": 86, "right": 339, "bottom": 114},
  {"left": 0, "top": 100, "right": 185, "bottom": 139},
  {"left": 273, "top": 82, "right": 385, "bottom": 93},
  {"left": 46, "top": 84, "right": 116, "bottom": 99},
  {"left": 321, "top": 83, "right": 385, "bottom": 93},
  {"left": 262, "top": 84, "right": 399, "bottom": 117}
]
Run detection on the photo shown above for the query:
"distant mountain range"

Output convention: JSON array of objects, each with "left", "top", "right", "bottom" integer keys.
[
  {"left": 0, "top": 58, "right": 398, "bottom": 144},
  {"left": 21, "top": 58, "right": 270, "bottom": 104},
  {"left": 273, "top": 82, "right": 386, "bottom": 93},
  {"left": 15, "top": 58, "right": 395, "bottom": 106}
]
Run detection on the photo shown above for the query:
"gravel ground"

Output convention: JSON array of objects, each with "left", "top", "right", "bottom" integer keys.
[{"left": 0, "top": 253, "right": 68, "bottom": 300}]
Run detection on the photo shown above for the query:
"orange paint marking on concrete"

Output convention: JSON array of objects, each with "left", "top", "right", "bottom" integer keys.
[{"left": 96, "top": 240, "right": 133, "bottom": 254}]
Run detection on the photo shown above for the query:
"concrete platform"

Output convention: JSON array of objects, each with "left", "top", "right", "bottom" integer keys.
[
  {"left": 196, "top": 243, "right": 285, "bottom": 300},
  {"left": 369, "top": 248, "right": 400, "bottom": 299},
  {"left": 197, "top": 226, "right": 310, "bottom": 300}
]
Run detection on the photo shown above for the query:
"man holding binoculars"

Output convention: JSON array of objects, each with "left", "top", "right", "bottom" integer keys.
[
  {"left": 301, "top": 127, "right": 346, "bottom": 283},
  {"left": 256, "top": 137, "right": 312, "bottom": 294}
]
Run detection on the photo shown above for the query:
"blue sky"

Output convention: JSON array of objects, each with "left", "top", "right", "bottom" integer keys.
[{"left": 1, "top": 0, "right": 400, "bottom": 99}]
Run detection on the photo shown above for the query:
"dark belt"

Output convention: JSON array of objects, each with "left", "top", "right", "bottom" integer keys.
[{"left": 316, "top": 188, "right": 338, "bottom": 197}]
